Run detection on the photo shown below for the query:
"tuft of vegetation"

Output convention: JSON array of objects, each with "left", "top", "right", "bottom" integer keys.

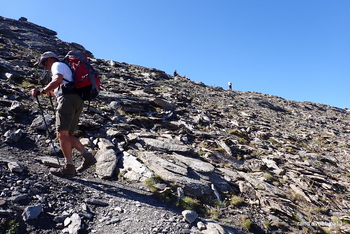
[
  {"left": 145, "top": 175, "right": 163, "bottom": 193},
  {"left": 207, "top": 207, "right": 220, "bottom": 220},
  {"left": 291, "top": 213, "right": 301, "bottom": 223},
  {"left": 0, "top": 219, "right": 19, "bottom": 234},
  {"left": 238, "top": 138, "right": 247, "bottom": 144},
  {"left": 241, "top": 215, "right": 253, "bottom": 230},
  {"left": 263, "top": 172, "right": 275, "bottom": 182},
  {"left": 263, "top": 220, "right": 270, "bottom": 228},
  {"left": 267, "top": 138, "right": 283, "bottom": 147},
  {"left": 178, "top": 196, "right": 200, "bottom": 211},
  {"left": 228, "top": 129, "right": 247, "bottom": 138},
  {"left": 230, "top": 195, "right": 243, "bottom": 206},
  {"left": 21, "top": 80, "right": 33, "bottom": 88}
]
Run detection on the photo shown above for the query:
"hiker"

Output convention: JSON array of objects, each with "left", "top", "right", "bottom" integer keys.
[
  {"left": 228, "top": 82, "right": 232, "bottom": 90},
  {"left": 173, "top": 70, "right": 179, "bottom": 77},
  {"left": 31, "top": 51, "right": 96, "bottom": 177}
]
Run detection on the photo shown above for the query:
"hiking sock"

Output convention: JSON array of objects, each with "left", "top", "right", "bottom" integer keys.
[{"left": 65, "top": 157, "right": 74, "bottom": 165}]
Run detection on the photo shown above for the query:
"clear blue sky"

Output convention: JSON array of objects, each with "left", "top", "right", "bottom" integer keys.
[{"left": 2, "top": 1, "right": 350, "bottom": 108}]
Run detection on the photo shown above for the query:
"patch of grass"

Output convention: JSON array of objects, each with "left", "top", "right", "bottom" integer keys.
[
  {"left": 251, "top": 150, "right": 265, "bottom": 157},
  {"left": 207, "top": 208, "right": 220, "bottom": 220},
  {"left": 196, "top": 124, "right": 208, "bottom": 132},
  {"left": 117, "top": 109, "right": 126, "bottom": 115},
  {"left": 178, "top": 196, "right": 200, "bottom": 211},
  {"left": 316, "top": 227, "right": 331, "bottom": 234},
  {"left": 286, "top": 146, "right": 298, "bottom": 154},
  {"left": 241, "top": 215, "right": 253, "bottom": 230},
  {"left": 268, "top": 138, "right": 283, "bottom": 147},
  {"left": 342, "top": 219, "right": 350, "bottom": 224},
  {"left": 291, "top": 213, "right": 301, "bottom": 223},
  {"left": 228, "top": 129, "right": 246, "bottom": 138},
  {"left": 263, "top": 172, "right": 274, "bottom": 182},
  {"left": 230, "top": 195, "right": 243, "bottom": 206},
  {"left": 331, "top": 216, "right": 341, "bottom": 223},
  {"left": 0, "top": 219, "right": 19, "bottom": 234},
  {"left": 292, "top": 193, "right": 307, "bottom": 203},
  {"left": 263, "top": 220, "right": 270, "bottom": 228},
  {"left": 21, "top": 80, "right": 33, "bottom": 88},
  {"left": 145, "top": 175, "right": 163, "bottom": 192},
  {"left": 311, "top": 206, "right": 329, "bottom": 215},
  {"left": 238, "top": 138, "right": 247, "bottom": 144}
]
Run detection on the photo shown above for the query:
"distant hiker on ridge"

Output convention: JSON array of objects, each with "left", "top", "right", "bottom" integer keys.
[
  {"left": 31, "top": 51, "right": 96, "bottom": 177},
  {"left": 228, "top": 82, "right": 232, "bottom": 90},
  {"left": 174, "top": 70, "right": 179, "bottom": 77}
]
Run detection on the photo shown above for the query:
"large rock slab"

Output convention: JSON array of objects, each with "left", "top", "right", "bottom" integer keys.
[
  {"left": 95, "top": 148, "right": 118, "bottom": 179},
  {"left": 119, "top": 152, "right": 154, "bottom": 181},
  {"left": 172, "top": 153, "right": 215, "bottom": 173},
  {"left": 138, "top": 151, "right": 211, "bottom": 197},
  {"left": 141, "top": 137, "right": 191, "bottom": 153}
]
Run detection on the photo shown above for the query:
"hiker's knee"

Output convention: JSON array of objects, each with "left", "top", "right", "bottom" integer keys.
[{"left": 57, "top": 130, "right": 70, "bottom": 140}]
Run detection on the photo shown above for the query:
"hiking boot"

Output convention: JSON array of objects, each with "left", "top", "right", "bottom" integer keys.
[
  {"left": 77, "top": 152, "right": 97, "bottom": 172},
  {"left": 50, "top": 164, "right": 76, "bottom": 177}
]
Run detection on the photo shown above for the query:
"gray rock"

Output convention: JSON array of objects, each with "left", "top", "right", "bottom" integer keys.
[
  {"left": 152, "top": 97, "right": 176, "bottom": 110},
  {"left": 138, "top": 151, "right": 212, "bottom": 197},
  {"left": 142, "top": 137, "right": 191, "bottom": 153},
  {"left": 197, "top": 221, "right": 206, "bottom": 231},
  {"left": 95, "top": 148, "right": 118, "bottom": 178},
  {"left": 201, "top": 221, "right": 228, "bottom": 234},
  {"left": 9, "top": 101, "right": 25, "bottom": 112},
  {"left": 182, "top": 210, "right": 198, "bottom": 223},
  {"left": 67, "top": 213, "right": 81, "bottom": 234},
  {"left": 30, "top": 114, "right": 53, "bottom": 131},
  {"left": 119, "top": 152, "right": 154, "bottom": 181},
  {"left": 172, "top": 153, "right": 215, "bottom": 173},
  {"left": 10, "top": 194, "right": 27, "bottom": 202},
  {"left": 8, "top": 161, "right": 24, "bottom": 172},
  {"left": 4, "top": 129, "right": 23, "bottom": 143},
  {"left": 97, "top": 138, "right": 114, "bottom": 150},
  {"left": 35, "top": 156, "right": 63, "bottom": 167},
  {"left": 85, "top": 198, "right": 109, "bottom": 206},
  {"left": 22, "top": 204, "right": 42, "bottom": 221}
]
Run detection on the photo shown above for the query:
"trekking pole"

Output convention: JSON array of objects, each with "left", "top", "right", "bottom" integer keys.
[
  {"left": 35, "top": 95, "right": 63, "bottom": 174},
  {"left": 49, "top": 96, "right": 55, "bottom": 114}
]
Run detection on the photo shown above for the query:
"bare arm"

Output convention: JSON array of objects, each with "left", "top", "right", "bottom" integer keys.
[
  {"left": 31, "top": 74, "right": 63, "bottom": 97},
  {"left": 43, "top": 73, "right": 63, "bottom": 93}
]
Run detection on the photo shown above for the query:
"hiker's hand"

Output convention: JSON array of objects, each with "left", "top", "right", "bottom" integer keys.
[
  {"left": 31, "top": 88, "right": 44, "bottom": 97},
  {"left": 31, "top": 88, "right": 40, "bottom": 97}
]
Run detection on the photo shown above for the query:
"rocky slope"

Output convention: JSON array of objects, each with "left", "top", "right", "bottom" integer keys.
[{"left": 1, "top": 16, "right": 350, "bottom": 234}]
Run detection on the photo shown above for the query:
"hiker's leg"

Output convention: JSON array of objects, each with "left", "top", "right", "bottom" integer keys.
[
  {"left": 49, "top": 129, "right": 76, "bottom": 177},
  {"left": 57, "top": 130, "right": 73, "bottom": 164},
  {"left": 67, "top": 94, "right": 84, "bottom": 153},
  {"left": 69, "top": 134, "right": 85, "bottom": 153}
]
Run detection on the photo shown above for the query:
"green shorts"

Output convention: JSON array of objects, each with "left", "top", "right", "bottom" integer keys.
[{"left": 56, "top": 94, "right": 84, "bottom": 134}]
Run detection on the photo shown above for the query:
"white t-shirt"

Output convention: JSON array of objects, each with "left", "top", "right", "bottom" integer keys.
[{"left": 51, "top": 62, "right": 72, "bottom": 97}]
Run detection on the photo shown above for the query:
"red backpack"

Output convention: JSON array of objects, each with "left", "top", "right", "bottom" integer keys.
[{"left": 64, "top": 51, "right": 100, "bottom": 100}]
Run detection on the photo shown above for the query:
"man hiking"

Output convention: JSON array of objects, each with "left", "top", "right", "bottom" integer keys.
[{"left": 31, "top": 51, "right": 96, "bottom": 177}]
